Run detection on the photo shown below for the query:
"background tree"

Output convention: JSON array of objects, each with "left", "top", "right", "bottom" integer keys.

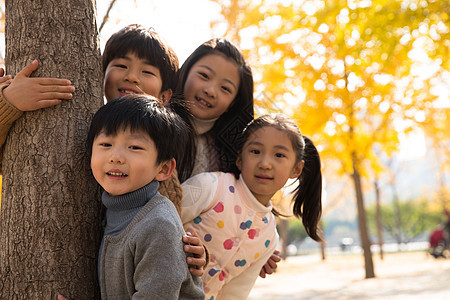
[
  {"left": 0, "top": 0, "right": 103, "bottom": 298},
  {"left": 210, "top": 0, "right": 449, "bottom": 278},
  {"left": 366, "top": 196, "right": 443, "bottom": 243}
]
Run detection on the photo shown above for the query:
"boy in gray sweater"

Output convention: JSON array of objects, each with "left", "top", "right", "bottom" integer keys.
[{"left": 86, "top": 94, "right": 204, "bottom": 299}]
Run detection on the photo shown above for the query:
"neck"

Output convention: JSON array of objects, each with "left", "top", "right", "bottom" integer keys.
[{"left": 191, "top": 116, "right": 218, "bottom": 135}]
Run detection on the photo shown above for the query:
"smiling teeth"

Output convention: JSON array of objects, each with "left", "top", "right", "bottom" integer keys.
[
  {"left": 196, "top": 97, "right": 212, "bottom": 108},
  {"left": 120, "top": 89, "right": 137, "bottom": 94},
  {"left": 108, "top": 172, "right": 127, "bottom": 177}
]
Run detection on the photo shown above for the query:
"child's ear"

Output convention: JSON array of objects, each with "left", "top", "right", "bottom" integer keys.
[
  {"left": 160, "top": 89, "right": 173, "bottom": 106},
  {"left": 235, "top": 155, "right": 243, "bottom": 171},
  {"left": 290, "top": 160, "right": 304, "bottom": 179},
  {"left": 155, "top": 158, "right": 176, "bottom": 181}
]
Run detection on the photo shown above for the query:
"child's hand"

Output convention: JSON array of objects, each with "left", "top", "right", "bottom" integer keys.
[
  {"left": 259, "top": 249, "right": 281, "bottom": 278},
  {"left": 183, "top": 228, "right": 207, "bottom": 277},
  {"left": 2, "top": 60, "right": 75, "bottom": 111},
  {"left": 0, "top": 67, "right": 13, "bottom": 85},
  {"left": 58, "top": 294, "right": 68, "bottom": 300}
]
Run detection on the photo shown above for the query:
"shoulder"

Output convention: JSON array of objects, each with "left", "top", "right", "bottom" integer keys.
[
  {"left": 182, "top": 171, "right": 219, "bottom": 186},
  {"left": 133, "top": 194, "right": 183, "bottom": 238}
]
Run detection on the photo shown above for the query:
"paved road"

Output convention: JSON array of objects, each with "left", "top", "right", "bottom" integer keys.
[{"left": 248, "top": 251, "right": 450, "bottom": 299}]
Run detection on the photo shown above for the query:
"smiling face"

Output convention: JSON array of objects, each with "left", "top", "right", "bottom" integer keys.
[
  {"left": 103, "top": 52, "right": 172, "bottom": 104},
  {"left": 90, "top": 127, "right": 166, "bottom": 196},
  {"left": 183, "top": 53, "right": 240, "bottom": 120},
  {"left": 236, "top": 126, "right": 304, "bottom": 206}
]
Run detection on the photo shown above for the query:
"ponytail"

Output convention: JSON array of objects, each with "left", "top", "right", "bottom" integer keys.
[{"left": 292, "top": 136, "right": 323, "bottom": 242}]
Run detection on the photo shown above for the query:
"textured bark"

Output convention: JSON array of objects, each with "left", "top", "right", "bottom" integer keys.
[{"left": 0, "top": 0, "right": 103, "bottom": 298}]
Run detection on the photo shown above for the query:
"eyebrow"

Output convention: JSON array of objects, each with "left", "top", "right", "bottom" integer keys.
[
  {"left": 198, "top": 65, "right": 238, "bottom": 90},
  {"left": 246, "top": 141, "right": 291, "bottom": 152}
]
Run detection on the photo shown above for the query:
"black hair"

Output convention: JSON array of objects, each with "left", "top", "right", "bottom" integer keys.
[
  {"left": 240, "top": 114, "right": 323, "bottom": 242},
  {"left": 171, "top": 38, "right": 254, "bottom": 175},
  {"left": 86, "top": 94, "right": 190, "bottom": 168},
  {"left": 102, "top": 24, "right": 179, "bottom": 93}
]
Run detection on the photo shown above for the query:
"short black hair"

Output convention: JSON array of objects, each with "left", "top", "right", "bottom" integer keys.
[
  {"left": 87, "top": 94, "right": 189, "bottom": 165},
  {"left": 102, "top": 24, "right": 179, "bottom": 93}
]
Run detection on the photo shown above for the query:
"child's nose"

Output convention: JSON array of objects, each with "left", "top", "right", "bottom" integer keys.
[
  {"left": 125, "top": 69, "right": 140, "bottom": 84},
  {"left": 203, "top": 83, "right": 216, "bottom": 98},
  {"left": 259, "top": 155, "right": 272, "bottom": 169},
  {"left": 109, "top": 149, "right": 125, "bottom": 164}
]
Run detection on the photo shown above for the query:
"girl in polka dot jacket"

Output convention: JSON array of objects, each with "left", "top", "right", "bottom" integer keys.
[{"left": 181, "top": 114, "right": 324, "bottom": 299}]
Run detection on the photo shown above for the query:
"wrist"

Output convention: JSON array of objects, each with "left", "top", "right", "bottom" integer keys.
[{"left": 0, "top": 84, "right": 23, "bottom": 125}]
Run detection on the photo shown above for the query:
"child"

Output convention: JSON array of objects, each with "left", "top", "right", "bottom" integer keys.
[
  {"left": 102, "top": 24, "right": 178, "bottom": 105},
  {"left": 0, "top": 24, "right": 206, "bottom": 275},
  {"left": 86, "top": 94, "right": 204, "bottom": 299},
  {"left": 170, "top": 38, "right": 254, "bottom": 178},
  {"left": 171, "top": 37, "right": 281, "bottom": 277},
  {"left": 180, "top": 114, "right": 323, "bottom": 299}
]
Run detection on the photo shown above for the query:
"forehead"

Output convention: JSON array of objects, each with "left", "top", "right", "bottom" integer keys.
[
  {"left": 194, "top": 53, "right": 239, "bottom": 75},
  {"left": 245, "top": 127, "right": 294, "bottom": 149}
]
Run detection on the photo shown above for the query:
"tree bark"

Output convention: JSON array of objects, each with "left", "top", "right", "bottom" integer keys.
[{"left": 0, "top": 0, "right": 103, "bottom": 298}]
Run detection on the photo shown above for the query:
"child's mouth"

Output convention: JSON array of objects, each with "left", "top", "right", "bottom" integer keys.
[
  {"left": 195, "top": 96, "right": 212, "bottom": 108},
  {"left": 119, "top": 88, "right": 141, "bottom": 95},
  {"left": 107, "top": 171, "right": 128, "bottom": 177},
  {"left": 256, "top": 175, "right": 273, "bottom": 182}
]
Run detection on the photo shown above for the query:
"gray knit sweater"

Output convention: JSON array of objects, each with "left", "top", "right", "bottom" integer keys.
[{"left": 99, "top": 181, "right": 205, "bottom": 299}]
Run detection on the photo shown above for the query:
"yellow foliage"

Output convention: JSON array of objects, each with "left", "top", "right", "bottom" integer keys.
[{"left": 212, "top": 0, "right": 449, "bottom": 182}]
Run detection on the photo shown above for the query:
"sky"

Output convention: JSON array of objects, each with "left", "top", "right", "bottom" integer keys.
[{"left": 96, "top": 0, "right": 222, "bottom": 64}]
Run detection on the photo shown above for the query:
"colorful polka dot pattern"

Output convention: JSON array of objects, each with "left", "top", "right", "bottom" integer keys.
[{"left": 184, "top": 174, "right": 278, "bottom": 299}]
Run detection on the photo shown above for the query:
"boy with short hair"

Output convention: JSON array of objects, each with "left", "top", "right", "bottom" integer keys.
[
  {"left": 101, "top": 24, "right": 178, "bottom": 105},
  {"left": 86, "top": 94, "right": 204, "bottom": 299}
]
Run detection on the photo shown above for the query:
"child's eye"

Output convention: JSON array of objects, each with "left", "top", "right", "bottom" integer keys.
[
  {"left": 221, "top": 86, "right": 232, "bottom": 93},
  {"left": 199, "top": 72, "right": 209, "bottom": 79},
  {"left": 250, "top": 149, "right": 260, "bottom": 154},
  {"left": 115, "top": 64, "right": 127, "bottom": 69},
  {"left": 143, "top": 70, "right": 155, "bottom": 76},
  {"left": 275, "top": 153, "right": 286, "bottom": 158},
  {"left": 99, "top": 143, "right": 111, "bottom": 147},
  {"left": 129, "top": 145, "right": 143, "bottom": 150}
]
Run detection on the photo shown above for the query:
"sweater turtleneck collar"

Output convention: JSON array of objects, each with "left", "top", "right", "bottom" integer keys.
[
  {"left": 191, "top": 116, "right": 218, "bottom": 135},
  {"left": 102, "top": 180, "right": 160, "bottom": 211},
  {"left": 102, "top": 181, "right": 160, "bottom": 237}
]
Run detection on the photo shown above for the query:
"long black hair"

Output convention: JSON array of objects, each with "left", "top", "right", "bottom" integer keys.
[
  {"left": 239, "top": 114, "right": 323, "bottom": 242},
  {"left": 170, "top": 38, "right": 254, "bottom": 176}
]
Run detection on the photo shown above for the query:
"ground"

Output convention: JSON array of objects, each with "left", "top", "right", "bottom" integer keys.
[{"left": 248, "top": 251, "right": 450, "bottom": 299}]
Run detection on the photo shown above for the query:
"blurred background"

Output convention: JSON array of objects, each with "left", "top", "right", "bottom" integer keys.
[{"left": 0, "top": 0, "right": 449, "bottom": 294}]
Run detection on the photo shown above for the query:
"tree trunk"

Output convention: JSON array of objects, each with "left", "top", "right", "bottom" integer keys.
[
  {"left": 319, "top": 220, "right": 325, "bottom": 260},
  {"left": 352, "top": 156, "right": 375, "bottom": 278},
  {"left": 279, "top": 218, "right": 288, "bottom": 260},
  {"left": 0, "top": 0, "right": 103, "bottom": 298},
  {"left": 392, "top": 183, "right": 403, "bottom": 247},
  {"left": 374, "top": 180, "right": 384, "bottom": 260}
]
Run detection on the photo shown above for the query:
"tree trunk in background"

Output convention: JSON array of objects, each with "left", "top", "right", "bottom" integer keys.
[
  {"left": 374, "top": 180, "right": 384, "bottom": 260},
  {"left": 279, "top": 218, "right": 288, "bottom": 260},
  {"left": 0, "top": 0, "right": 103, "bottom": 298},
  {"left": 352, "top": 156, "right": 375, "bottom": 278}
]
